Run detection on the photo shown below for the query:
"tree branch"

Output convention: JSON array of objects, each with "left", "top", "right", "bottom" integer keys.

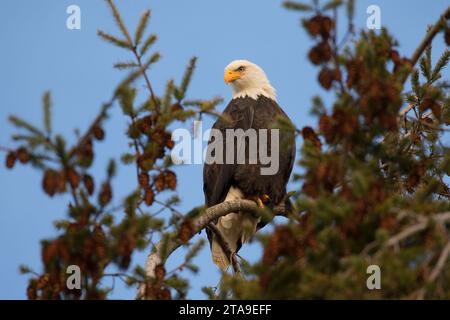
[
  {"left": 361, "top": 212, "right": 450, "bottom": 256},
  {"left": 415, "top": 239, "right": 450, "bottom": 300},
  {"left": 385, "top": 212, "right": 450, "bottom": 248},
  {"left": 399, "top": 103, "right": 414, "bottom": 116},
  {"left": 136, "top": 199, "right": 287, "bottom": 299},
  {"left": 67, "top": 97, "right": 115, "bottom": 159},
  {"left": 401, "top": 5, "right": 450, "bottom": 84},
  {"left": 428, "top": 239, "right": 450, "bottom": 283},
  {"left": 131, "top": 47, "right": 159, "bottom": 111}
]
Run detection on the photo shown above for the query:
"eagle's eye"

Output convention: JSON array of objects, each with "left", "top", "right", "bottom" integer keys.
[{"left": 237, "top": 66, "right": 245, "bottom": 72}]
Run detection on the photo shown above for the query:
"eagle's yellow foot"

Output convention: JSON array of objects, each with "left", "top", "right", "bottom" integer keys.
[
  {"left": 250, "top": 194, "right": 270, "bottom": 208},
  {"left": 256, "top": 198, "right": 264, "bottom": 208}
]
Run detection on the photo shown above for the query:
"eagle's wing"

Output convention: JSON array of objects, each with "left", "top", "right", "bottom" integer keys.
[
  {"left": 273, "top": 105, "right": 296, "bottom": 216},
  {"left": 203, "top": 100, "right": 256, "bottom": 270},
  {"left": 203, "top": 99, "right": 255, "bottom": 207},
  {"left": 276, "top": 105, "right": 296, "bottom": 199}
]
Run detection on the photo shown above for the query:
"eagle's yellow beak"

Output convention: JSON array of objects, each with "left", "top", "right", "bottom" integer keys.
[{"left": 224, "top": 69, "right": 242, "bottom": 84}]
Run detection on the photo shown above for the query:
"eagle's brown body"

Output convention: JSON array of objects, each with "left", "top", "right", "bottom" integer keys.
[{"left": 203, "top": 95, "right": 295, "bottom": 270}]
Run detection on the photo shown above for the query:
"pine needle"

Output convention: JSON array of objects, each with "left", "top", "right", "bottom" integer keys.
[
  {"left": 176, "top": 57, "right": 197, "bottom": 101},
  {"left": 140, "top": 34, "right": 157, "bottom": 56},
  {"left": 114, "top": 61, "right": 139, "bottom": 70},
  {"left": 98, "top": 30, "right": 132, "bottom": 49},
  {"left": 42, "top": 91, "right": 52, "bottom": 136},
  {"left": 134, "top": 10, "right": 151, "bottom": 45},
  {"left": 9, "top": 115, "right": 44, "bottom": 137},
  {"left": 283, "top": 1, "right": 314, "bottom": 11},
  {"left": 431, "top": 49, "right": 450, "bottom": 82},
  {"left": 106, "top": 0, "right": 133, "bottom": 46}
]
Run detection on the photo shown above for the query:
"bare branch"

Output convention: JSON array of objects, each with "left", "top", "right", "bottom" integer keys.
[
  {"left": 415, "top": 239, "right": 450, "bottom": 300},
  {"left": 136, "top": 199, "right": 287, "bottom": 299},
  {"left": 385, "top": 212, "right": 450, "bottom": 248},
  {"left": 361, "top": 212, "right": 450, "bottom": 256},
  {"left": 428, "top": 240, "right": 450, "bottom": 283}
]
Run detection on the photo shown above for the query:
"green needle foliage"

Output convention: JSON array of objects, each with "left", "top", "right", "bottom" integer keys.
[
  {"left": 217, "top": 1, "right": 450, "bottom": 300},
  {"left": 4, "top": 0, "right": 220, "bottom": 300},
  {"left": 3, "top": 0, "right": 450, "bottom": 300}
]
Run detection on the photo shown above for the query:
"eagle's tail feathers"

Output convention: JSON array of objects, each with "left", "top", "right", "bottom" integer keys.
[{"left": 211, "top": 239, "right": 230, "bottom": 271}]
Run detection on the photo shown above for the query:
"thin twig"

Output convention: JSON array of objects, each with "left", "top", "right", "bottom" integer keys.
[
  {"left": 154, "top": 199, "right": 184, "bottom": 218},
  {"left": 399, "top": 104, "right": 414, "bottom": 116},
  {"left": 67, "top": 97, "right": 115, "bottom": 159},
  {"left": 132, "top": 48, "right": 159, "bottom": 111},
  {"left": 407, "top": 115, "right": 450, "bottom": 132}
]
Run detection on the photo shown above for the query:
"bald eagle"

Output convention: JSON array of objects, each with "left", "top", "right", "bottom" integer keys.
[{"left": 203, "top": 60, "right": 296, "bottom": 271}]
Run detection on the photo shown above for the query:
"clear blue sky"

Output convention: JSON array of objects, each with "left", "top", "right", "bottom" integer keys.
[{"left": 0, "top": 0, "right": 448, "bottom": 299}]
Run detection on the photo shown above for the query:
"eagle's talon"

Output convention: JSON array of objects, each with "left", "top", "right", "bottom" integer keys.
[
  {"left": 256, "top": 198, "right": 264, "bottom": 208},
  {"left": 261, "top": 194, "right": 270, "bottom": 204},
  {"left": 250, "top": 196, "right": 265, "bottom": 209}
]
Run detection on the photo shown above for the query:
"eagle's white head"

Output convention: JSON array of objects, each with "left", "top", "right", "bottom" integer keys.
[{"left": 224, "top": 59, "right": 277, "bottom": 102}]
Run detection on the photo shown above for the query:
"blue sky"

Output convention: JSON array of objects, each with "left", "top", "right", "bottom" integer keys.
[{"left": 0, "top": 0, "right": 448, "bottom": 299}]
